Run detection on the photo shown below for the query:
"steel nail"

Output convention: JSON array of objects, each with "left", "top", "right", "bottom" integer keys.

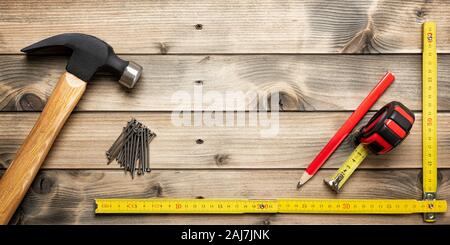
[
  {"left": 136, "top": 128, "right": 142, "bottom": 175},
  {"left": 135, "top": 131, "right": 142, "bottom": 175},
  {"left": 110, "top": 121, "right": 136, "bottom": 165},
  {"left": 143, "top": 128, "right": 148, "bottom": 172},
  {"left": 133, "top": 131, "right": 139, "bottom": 175},
  {"left": 107, "top": 119, "right": 134, "bottom": 154},
  {"left": 127, "top": 131, "right": 133, "bottom": 173},
  {"left": 130, "top": 130, "right": 138, "bottom": 178},
  {"left": 145, "top": 128, "right": 151, "bottom": 172},
  {"left": 140, "top": 129, "right": 145, "bottom": 174},
  {"left": 125, "top": 129, "right": 132, "bottom": 171}
]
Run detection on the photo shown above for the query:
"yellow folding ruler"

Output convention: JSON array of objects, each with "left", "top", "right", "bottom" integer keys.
[
  {"left": 94, "top": 22, "right": 446, "bottom": 221},
  {"left": 422, "top": 22, "right": 438, "bottom": 222},
  {"left": 95, "top": 198, "right": 447, "bottom": 214}
]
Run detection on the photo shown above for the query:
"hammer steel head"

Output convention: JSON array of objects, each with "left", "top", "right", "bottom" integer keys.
[{"left": 21, "top": 33, "right": 142, "bottom": 88}]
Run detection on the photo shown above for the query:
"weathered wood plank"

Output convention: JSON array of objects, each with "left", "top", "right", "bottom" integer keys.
[
  {"left": 1, "top": 112, "right": 449, "bottom": 169},
  {"left": 1, "top": 55, "right": 450, "bottom": 111},
  {"left": 1, "top": 0, "right": 449, "bottom": 54},
  {"left": 7, "top": 169, "right": 449, "bottom": 224}
]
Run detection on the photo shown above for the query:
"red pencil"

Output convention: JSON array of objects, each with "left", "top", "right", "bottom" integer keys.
[{"left": 297, "top": 72, "right": 395, "bottom": 188}]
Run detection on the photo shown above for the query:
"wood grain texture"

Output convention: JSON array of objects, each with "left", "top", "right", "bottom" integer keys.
[
  {"left": 5, "top": 169, "right": 449, "bottom": 224},
  {"left": 1, "top": 112, "right": 449, "bottom": 170},
  {"left": 1, "top": 0, "right": 449, "bottom": 226},
  {"left": 1, "top": 0, "right": 450, "bottom": 54},
  {"left": 1, "top": 55, "right": 450, "bottom": 111},
  {"left": 0, "top": 72, "right": 86, "bottom": 224}
]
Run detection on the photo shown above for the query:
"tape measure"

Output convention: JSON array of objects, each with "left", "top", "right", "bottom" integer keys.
[
  {"left": 95, "top": 198, "right": 447, "bottom": 214},
  {"left": 324, "top": 144, "right": 369, "bottom": 192},
  {"left": 325, "top": 101, "right": 415, "bottom": 192},
  {"left": 422, "top": 22, "right": 438, "bottom": 222}
]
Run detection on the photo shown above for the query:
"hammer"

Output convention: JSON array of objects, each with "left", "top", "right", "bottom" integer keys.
[{"left": 0, "top": 33, "right": 143, "bottom": 224}]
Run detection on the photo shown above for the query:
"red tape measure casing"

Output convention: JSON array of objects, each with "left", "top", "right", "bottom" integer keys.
[{"left": 355, "top": 101, "right": 415, "bottom": 155}]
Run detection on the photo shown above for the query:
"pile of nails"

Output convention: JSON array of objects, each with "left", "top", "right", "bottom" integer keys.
[{"left": 106, "top": 118, "right": 156, "bottom": 178}]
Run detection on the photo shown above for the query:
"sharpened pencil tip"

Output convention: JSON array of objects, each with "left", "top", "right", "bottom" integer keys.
[{"left": 297, "top": 171, "right": 313, "bottom": 189}]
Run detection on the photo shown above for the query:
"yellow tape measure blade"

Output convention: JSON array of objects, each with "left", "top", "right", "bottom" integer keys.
[{"left": 325, "top": 144, "right": 369, "bottom": 192}]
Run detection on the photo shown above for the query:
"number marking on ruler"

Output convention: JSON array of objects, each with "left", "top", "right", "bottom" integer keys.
[
  {"left": 422, "top": 22, "right": 438, "bottom": 222},
  {"left": 95, "top": 199, "right": 447, "bottom": 214}
]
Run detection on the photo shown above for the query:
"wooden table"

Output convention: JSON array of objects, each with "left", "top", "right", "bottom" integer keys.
[{"left": 0, "top": 0, "right": 449, "bottom": 224}]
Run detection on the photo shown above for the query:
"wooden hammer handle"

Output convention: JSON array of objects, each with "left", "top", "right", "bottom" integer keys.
[{"left": 0, "top": 72, "right": 86, "bottom": 224}]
